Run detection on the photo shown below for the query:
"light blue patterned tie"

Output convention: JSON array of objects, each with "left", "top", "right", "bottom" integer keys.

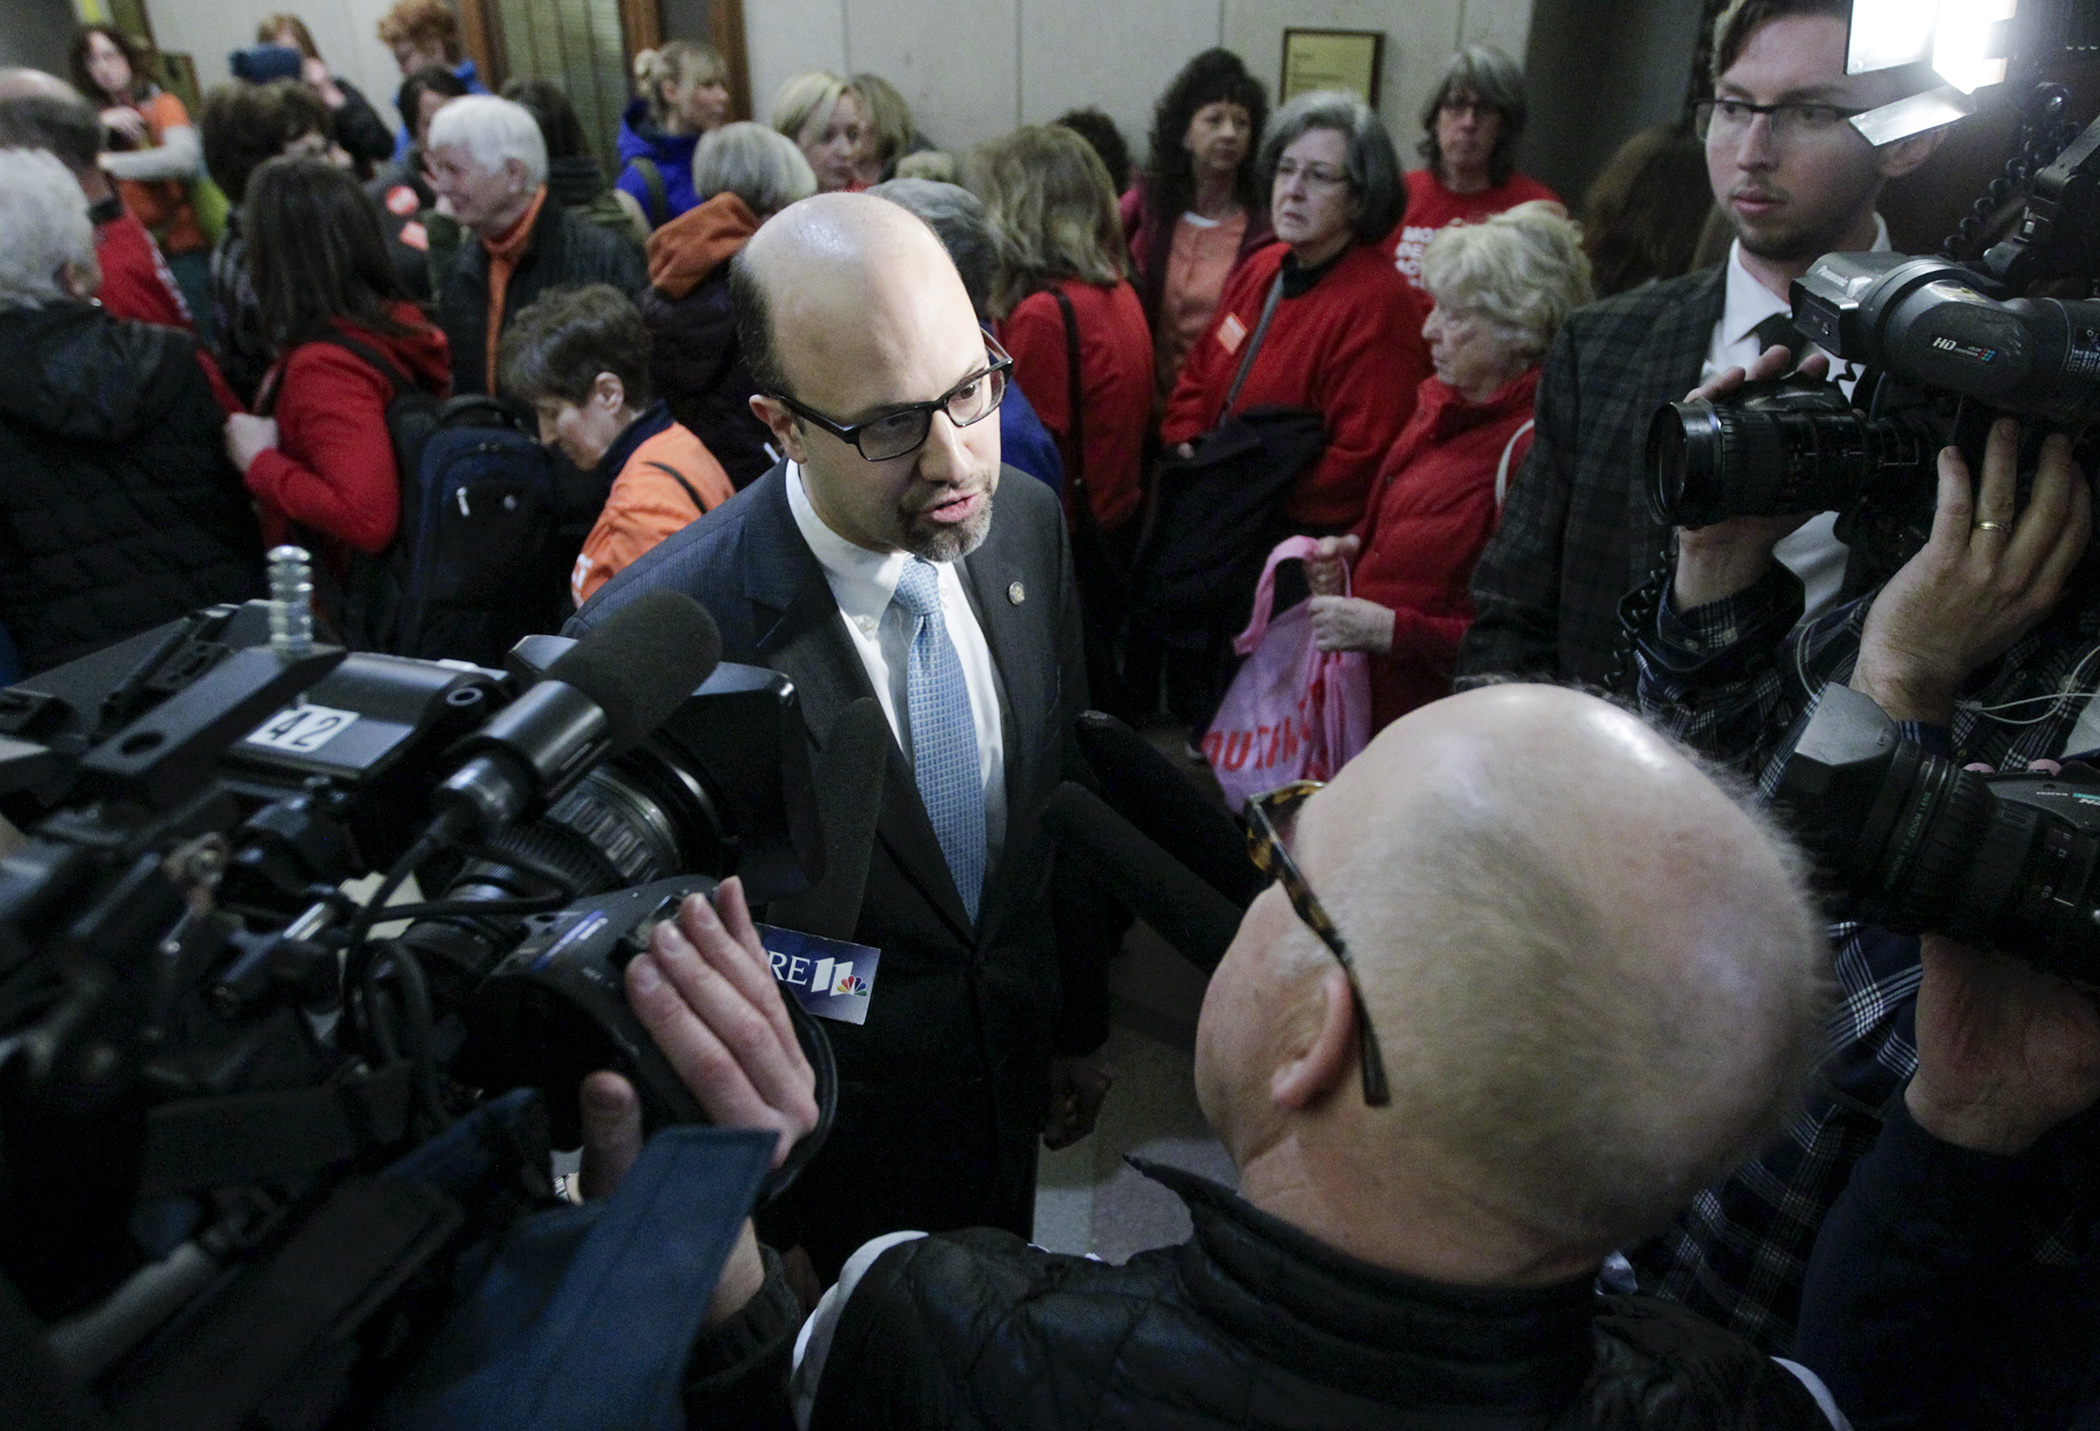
[{"left": 893, "top": 559, "right": 986, "bottom": 921}]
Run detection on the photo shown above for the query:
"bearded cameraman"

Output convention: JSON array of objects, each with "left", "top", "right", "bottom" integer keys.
[{"left": 1626, "top": 343, "right": 2100, "bottom": 1425}]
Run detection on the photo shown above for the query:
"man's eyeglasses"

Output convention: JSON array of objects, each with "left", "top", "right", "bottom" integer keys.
[
  {"left": 1274, "top": 158, "right": 1351, "bottom": 189},
  {"left": 1243, "top": 781, "right": 1390, "bottom": 1107},
  {"left": 1694, "top": 98, "right": 1867, "bottom": 146},
  {"left": 771, "top": 338, "right": 1013, "bottom": 462}
]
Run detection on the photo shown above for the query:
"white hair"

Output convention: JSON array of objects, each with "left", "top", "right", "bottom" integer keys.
[
  {"left": 426, "top": 94, "right": 547, "bottom": 188},
  {"left": 1420, "top": 200, "right": 1594, "bottom": 364},
  {"left": 692, "top": 121, "right": 815, "bottom": 217},
  {"left": 0, "top": 147, "right": 95, "bottom": 312}
]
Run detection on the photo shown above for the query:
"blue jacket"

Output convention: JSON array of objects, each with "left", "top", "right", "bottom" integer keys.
[
  {"left": 613, "top": 99, "right": 699, "bottom": 228},
  {"left": 999, "top": 379, "right": 1062, "bottom": 494},
  {"left": 391, "top": 58, "right": 489, "bottom": 161}
]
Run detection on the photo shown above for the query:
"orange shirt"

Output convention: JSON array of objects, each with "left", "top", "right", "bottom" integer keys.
[
  {"left": 1157, "top": 209, "right": 1248, "bottom": 399},
  {"left": 115, "top": 91, "right": 205, "bottom": 255},
  {"left": 572, "top": 419, "right": 734, "bottom": 605}
]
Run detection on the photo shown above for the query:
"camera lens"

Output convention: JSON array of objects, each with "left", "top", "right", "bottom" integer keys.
[{"left": 1645, "top": 383, "right": 1936, "bottom": 528}]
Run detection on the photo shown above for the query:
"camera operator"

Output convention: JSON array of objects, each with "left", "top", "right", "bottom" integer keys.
[
  {"left": 1794, "top": 929, "right": 2100, "bottom": 1428},
  {"left": 581, "top": 686, "right": 1852, "bottom": 1429},
  {"left": 1626, "top": 340, "right": 2098, "bottom": 1354}
]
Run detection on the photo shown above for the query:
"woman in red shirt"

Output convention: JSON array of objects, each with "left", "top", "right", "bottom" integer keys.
[
  {"left": 1160, "top": 90, "right": 1431, "bottom": 535},
  {"left": 224, "top": 158, "right": 450, "bottom": 583},
  {"left": 1305, "top": 201, "right": 1592, "bottom": 729},
  {"left": 974, "top": 125, "right": 1153, "bottom": 705}
]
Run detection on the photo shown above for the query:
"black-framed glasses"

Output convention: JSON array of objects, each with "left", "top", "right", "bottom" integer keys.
[
  {"left": 1243, "top": 781, "right": 1390, "bottom": 1107},
  {"left": 1693, "top": 98, "right": 1868, "bottom": 145},
  {"left": 771, "top": 337, "right": 1014, "bottom": 462}
]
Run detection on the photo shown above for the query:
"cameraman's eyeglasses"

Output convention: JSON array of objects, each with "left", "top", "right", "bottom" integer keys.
[
  {"left": 1695, "top": 98, "right": 1867, "bottom": 147},
  {"left": 1243, "top": 781, "right": 1391, "bottom": 1107},
  {"left": 771, "top": 338, "right": 1013, "bottom": 462}
]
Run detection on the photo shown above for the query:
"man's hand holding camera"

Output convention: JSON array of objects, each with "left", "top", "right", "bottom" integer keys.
[
  {"left": 1849, "top": 421, "right": 2089, "bottom": 724},
  {"left": 577, "top": 878, "right": 819, "bottom": 1323}
]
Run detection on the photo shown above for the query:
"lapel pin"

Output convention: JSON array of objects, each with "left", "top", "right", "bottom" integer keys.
[{"left": 1007, "top": 581, "right": 1025, "bottom": 606}]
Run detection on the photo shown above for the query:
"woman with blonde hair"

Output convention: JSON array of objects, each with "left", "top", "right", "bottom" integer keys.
[
  {"left": 617, "top": 39, "right": 732, "bottom": 228},
  {"left": 770, "top": 71, "right": 867, "bottom": 193},
  {"left": 971, "top": 123, "right": 1153, "bottom": 704},
  {"left": 848, "top": 70, "right": 931, "bottom": 185},
  {"left": 1304, "top": 200, "right": 1593, "bottom": 729}
]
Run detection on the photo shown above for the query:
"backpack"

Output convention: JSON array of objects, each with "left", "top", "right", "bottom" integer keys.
[
  {"left": 627, "top": 156, "right": 669, "bottom": 229},
  {"left": 279, "top": 332, "right": 598, "bottom": 668}
]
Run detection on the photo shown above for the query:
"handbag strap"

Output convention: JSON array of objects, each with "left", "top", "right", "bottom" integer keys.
[
  {"left": 1221, "top": 271, "right": 1287, "bottom": 417},
  {"left": 1494, "top": 419, "right": 1535, "bottom": 507},
  {"left": 1050, "top": 286, "right": 1098, "bottom": 536}
]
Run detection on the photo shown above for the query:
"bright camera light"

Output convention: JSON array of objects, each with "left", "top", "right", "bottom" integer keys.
[
  {"left": 1931, "top": 0, "right": 2014, "bottom": 93},
  {"left": 1847, "top": 0, "right": 1933, "bottom": 73},
  {"left": 1845, "top": 0, "right": 2015, "bottom": 145}
]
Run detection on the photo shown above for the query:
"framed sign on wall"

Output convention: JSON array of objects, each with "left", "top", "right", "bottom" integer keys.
[{"left": 1280, "top": 28, "right": 1385, "bottom": 108}]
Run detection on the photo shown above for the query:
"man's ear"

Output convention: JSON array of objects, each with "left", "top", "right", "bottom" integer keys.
[
  {"left": 1877, "top": 124, "right": 1946, "bottom": 181},
  {"left": 748, "top": 393, "right": 806, "bottom": 463},
  {"left": 1269, "top": 967, "right": 1359, "bottom": 1112},
  {"left": 591, "top": 371, "right": 625, "bottom": 413}
]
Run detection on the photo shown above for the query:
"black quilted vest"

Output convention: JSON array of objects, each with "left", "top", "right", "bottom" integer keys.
[
  {"left": 807, "top": 1161, "right": 1834, "bottom": 1431},
  {"left": 0, "top": 303, "right": 263, "bottom": 674}
]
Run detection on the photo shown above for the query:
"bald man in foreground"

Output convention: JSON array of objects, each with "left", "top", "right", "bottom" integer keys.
[
  {"left": 585, "top": 685, "right": 1850, "bottom": 1428},
  {"left": 570, "top": 193, "right": 1104, "bottom": 1280}
]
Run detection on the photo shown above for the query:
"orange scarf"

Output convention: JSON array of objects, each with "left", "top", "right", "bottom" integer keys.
[{"left": 482, "top": 185, "right": 549, "bottom": 392}]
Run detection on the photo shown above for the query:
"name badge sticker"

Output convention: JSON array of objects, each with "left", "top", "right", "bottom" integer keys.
[{"left": 757, "top": 924, "right": 881, "bottom": 1026}]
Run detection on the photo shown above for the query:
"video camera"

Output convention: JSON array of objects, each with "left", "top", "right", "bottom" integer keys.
[
  {"left": 1646, "top": 5, "right": 2100, "bottom": 556},
  {"left": 0, "top": 563, "right": 829, "bottom": 1424}
]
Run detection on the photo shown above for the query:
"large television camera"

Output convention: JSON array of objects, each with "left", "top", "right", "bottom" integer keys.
[
  {"left": 0, "top": 568, "right": 830, "bottom": 1425},
  {"left": 1645, "top": 8, "right": 2100, "bottom": 553}
]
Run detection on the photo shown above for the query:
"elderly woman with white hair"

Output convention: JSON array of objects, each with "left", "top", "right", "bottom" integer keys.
[
  {"left": 1305, "top": 200, "right": 1593, "bottom": 729},
  {"left": 0, "top": 147, "right": 262, "bottom": 674},
  {"left": 427, "top": 94, "right": 647, "bottom": 395},
  {"left": 639, "top": 121, "right": 817, "bottom": 487}
]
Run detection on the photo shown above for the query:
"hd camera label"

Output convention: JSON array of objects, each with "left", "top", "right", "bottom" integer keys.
[
  {"left": 245, "top": 703, "right": 361, "bottom": 754},
  {"left": 757, "top": 924, "right": 880, "bottom": 1027}
]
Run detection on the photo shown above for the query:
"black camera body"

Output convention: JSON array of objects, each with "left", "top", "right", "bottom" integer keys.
[
  {"left": 1777, "top": 683, "right": 2100, "bottom": 980},
  {"left": 0, "top": 597, "right": 830, "bottom": 1421}
]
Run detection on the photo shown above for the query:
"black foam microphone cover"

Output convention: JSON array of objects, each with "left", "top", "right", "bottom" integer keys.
[
  {"left": 548, "top": 590, "right": 723, "bottom": 754},
  {"left": 768, "top": 698, "right": 891, "bottom": 942},
  {"left": 1042, "top": 782, "right": 1242, "bottom": 976},
  {"left": 1071, "top": 710, "right": 1266, "bottom": 909}
]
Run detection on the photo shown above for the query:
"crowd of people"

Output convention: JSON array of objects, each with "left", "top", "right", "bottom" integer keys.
[{"left": 1, "top": 0, "right": 2096, "bottom": 1423}]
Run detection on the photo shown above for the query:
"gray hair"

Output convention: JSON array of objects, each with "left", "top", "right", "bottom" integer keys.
[
  {"left": 426, "top": 94, "right": 547, "bottom": 188},
  {"left": 869, "top": 177, "right": 994, "bottom": 317},
  {"left": 1258, "top": 90, "right": 1403, "bottom": 243},
  {"left": 693, "top": 121, "right": 816, "bottom": 218},
  {"left": 0, "top": 147, "right": 95, "bottom": 311},
  {"left": 1420, "top": 200, "right": 1593, "bottom": 364},
  {"left": 1418, "top": 45, "right": 1528, "bottom": 186}
]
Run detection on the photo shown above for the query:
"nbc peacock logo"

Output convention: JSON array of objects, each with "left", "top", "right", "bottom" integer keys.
[{"left": 831, "top": 970, "right": 870, "bottom": 997}]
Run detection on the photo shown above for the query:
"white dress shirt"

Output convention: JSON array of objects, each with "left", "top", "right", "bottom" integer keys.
[
  {"left": 1699, "top": 213, "right": 1891, "bottom": 619},
  {"left": 786, "top": 461, "right": 1007, "bottom": 870}
]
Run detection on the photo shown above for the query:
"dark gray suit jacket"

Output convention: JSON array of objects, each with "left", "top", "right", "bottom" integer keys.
[
  {"left": 569, "top": 460, "right": 1093, "bottom": 1275},
  {"left": 1456, "top": 266, "right": 1728, "bottom": 692}
]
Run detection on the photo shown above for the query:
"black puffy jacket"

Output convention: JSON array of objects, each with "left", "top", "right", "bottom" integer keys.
[
  {"left": 638, "top": 268, "right": 774, "bottom": 490},
  {"left": 0, "top": 303, "right": 263, "bottom": 674},
  {"left": 801, "top": 1162, "right": 1835, "bottom": 1431}
]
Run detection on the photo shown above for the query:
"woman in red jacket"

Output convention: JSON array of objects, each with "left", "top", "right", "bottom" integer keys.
[
  {"left": 224, "top": 156, "right": 450, "bottom": 578},
  {"left": 974, "top": 124, "right": 1153, "bottom": 705},
  {"left": 1305, "top": 201, "right": 1592, "bottom": 728},
  {"left": 1160, "top": 90, "right": 1431, "bottom": 535}
]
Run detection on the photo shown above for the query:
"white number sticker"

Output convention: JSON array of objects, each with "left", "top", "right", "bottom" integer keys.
[{"left": 245, "top": 704, "right": 360, "bottom": 754}]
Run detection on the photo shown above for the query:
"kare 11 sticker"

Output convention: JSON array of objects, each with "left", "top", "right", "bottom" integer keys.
[{"left": 757, "top": 924, "right": 879, "bottom": 1026}]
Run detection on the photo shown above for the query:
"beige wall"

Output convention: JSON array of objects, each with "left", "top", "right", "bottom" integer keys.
[
  {"left": 747, "top": 0, "right": 1536, "bottom": 164},
  {"left": 139, "top": 0, "right": 410, "bottom": 125}
]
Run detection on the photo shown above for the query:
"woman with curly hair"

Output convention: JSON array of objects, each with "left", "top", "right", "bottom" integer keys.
[{"left": 1120, "top": 48, "right": 1271, "bottom": 399}]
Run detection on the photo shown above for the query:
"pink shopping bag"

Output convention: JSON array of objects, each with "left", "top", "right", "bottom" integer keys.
[{"left": 1202, "top": 535, "right": 1374, "bottom": 812}]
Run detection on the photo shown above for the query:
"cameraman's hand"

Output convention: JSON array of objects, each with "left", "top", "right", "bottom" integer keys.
[
  {"left": 1852, "top": 423, "right": 2089, "bottom": 724},
  {"left": 1907, "top": 933, "right": 2100, "bottom": 1156},
  {"left": 1672, "top": 343, "right": 1832, "bottom": 608}
]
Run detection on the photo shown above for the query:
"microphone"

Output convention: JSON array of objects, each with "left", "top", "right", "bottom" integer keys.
[
  {"left": 431, "top": 591, "right": 723, "bottom": 841},
  {"left": 767, "top": 698, "right": 891, "bottom": 941},
  {"left": 1042, "top": 782, "right": 1243, "bottom": 976},
  {"left": 1071, "top": 711, "right": 1266, "bottom": 910}
]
